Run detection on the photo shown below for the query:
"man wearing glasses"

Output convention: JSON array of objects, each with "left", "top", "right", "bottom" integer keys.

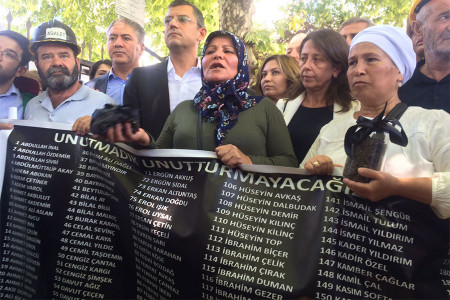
[
  {"left": 124, "top": 0, "right": 207, "bottom": 140},
  {"left": 0, "top": 30, "right": 36, "bottom": 126}
]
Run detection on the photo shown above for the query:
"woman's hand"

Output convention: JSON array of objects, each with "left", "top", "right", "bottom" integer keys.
[
  {"left": 343, "top": 168, "right": 399, "bottom": 201},
  {"left": 93, "top": 123, "right": 151, "bottom": 146},
  {"left": 343, "top": 168, "right": 432, "bottom": 205},
  {"left": 304, "top": 155, "right": 339, "bottom": 175},
  {"left": 215, "top": 144, "right": 252, "bottom": 168},
  {"left": 0, "top": 123, "right": 13, "bottom": 130},
  {"left": 72, "top": 116, "right": 92, "bottom": 135}
]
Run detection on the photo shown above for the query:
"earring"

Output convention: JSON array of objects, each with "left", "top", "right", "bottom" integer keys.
[{"left": 397, "top": 81, "right": 402, "bottom": 87}]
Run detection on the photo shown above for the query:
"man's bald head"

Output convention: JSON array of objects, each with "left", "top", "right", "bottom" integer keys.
[{"left": 286, "top": 33, "right": 307, "bottom": 62}]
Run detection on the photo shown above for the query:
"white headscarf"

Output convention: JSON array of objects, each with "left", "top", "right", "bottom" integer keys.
[{"left": 349, "top": 25, "right": 416, "bottom": 84}]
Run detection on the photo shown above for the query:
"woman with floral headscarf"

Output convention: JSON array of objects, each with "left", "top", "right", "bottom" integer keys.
[{"left": 103, "top": 31, "right": 297, "bottom": 168}]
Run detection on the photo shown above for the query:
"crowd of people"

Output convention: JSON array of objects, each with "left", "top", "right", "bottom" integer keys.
[{"left": 0, "top": 0, "right": 448, "bottom": 218}]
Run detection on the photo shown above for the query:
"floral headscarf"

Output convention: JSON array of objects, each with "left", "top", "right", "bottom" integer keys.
[{"left": 194, "top": 31, "right": 263, "bottom": 146}]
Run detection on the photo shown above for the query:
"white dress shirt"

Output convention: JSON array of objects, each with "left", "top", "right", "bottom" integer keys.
[{"left": 167, "top": 57, "right": 202, "bottom": 112}]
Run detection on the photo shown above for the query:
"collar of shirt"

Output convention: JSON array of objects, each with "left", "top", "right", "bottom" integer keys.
[
  {"left": 409, "top": 59, "right": 450, "bottom": 84},
  {"left": 39, "top": 83, "right": 87, "bottom": 112},
  {"left": 0, "top": 83, "right": 19, "bottom": 98},
  {"left": 166, "top": 57, "right": 202, "bottom": 111},
  {"left": 108, "top": 67, "right": 131, "bottom": 82},
  {"left": 106, "top": 67, "right": 128, "bottom": 105},
  {"left": 167, "top": 56, "right": 201, "bottom": 79}
]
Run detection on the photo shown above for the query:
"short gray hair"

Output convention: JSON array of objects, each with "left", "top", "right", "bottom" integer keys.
[
  {"left": 107, "top": 17, "right": 145, "bottom": 43},
  {"left": 339, "top": 17, "right": 375, "bottom": 32}
]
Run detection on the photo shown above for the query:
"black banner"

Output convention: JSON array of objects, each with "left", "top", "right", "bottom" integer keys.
[{"left": 0, "top": 123, "right": 448, "bottom": 299}]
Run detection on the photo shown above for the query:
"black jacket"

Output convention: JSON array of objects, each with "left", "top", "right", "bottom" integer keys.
[
  {"left": 86, "top": 74, "right": 109, "bottom": 94},
  {"left": 123, "top": 60, "right": 170, "bottom": 140}
]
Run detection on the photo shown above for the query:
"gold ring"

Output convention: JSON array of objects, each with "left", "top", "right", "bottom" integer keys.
[{"left": 313, "top": 161, "right": 320, "bottom": 166}]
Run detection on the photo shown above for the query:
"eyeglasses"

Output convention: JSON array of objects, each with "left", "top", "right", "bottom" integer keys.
[
  {"left": 0, "top": 50, "right": 20, "bottom": 62},
  {"left": 164, "top": 15, "right": 198, "bottom": 26}
]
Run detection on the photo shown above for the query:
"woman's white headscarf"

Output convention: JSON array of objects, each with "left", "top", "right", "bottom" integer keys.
[{"left": 349, "top": 25, "right": 416, "bottom": 84}]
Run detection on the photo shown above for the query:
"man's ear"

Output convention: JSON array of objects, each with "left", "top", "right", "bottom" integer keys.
[
  {"left": 139, "top": 42, "right": 145, "bottom": 56},
  {"left": 412, "top": 21, "right": 423, "bottom": 37},
  {"left": 198, "top": 27, "right": 207, "bottom": 43}
]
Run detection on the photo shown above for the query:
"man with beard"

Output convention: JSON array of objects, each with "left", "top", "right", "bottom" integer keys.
[
  {"left": 122, "top": 0, "right": 207, "bottom": 140},
  {"left": 25, "top": 20, "right": 115, "bottom": 135},
  {"left": 0, "top": 30, "right": 38, "bottom": 129},
  {"left": 86, "top": 18, "right": 145, "bottom": 105},
  {"left": 399, "top": 0, "right": 450, "bottom": 113}
]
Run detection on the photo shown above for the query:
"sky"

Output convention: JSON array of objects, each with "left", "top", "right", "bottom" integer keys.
[{"left": 253, "top": 0, "right": 292, "bottom": 29}]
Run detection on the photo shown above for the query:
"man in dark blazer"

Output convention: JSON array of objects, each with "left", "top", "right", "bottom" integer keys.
[
  {"left": 123, "top": 0, "right": 207, "bottom": 140},
  {"left": 123, "top": 60, "right": 169, "bottom": 141}
]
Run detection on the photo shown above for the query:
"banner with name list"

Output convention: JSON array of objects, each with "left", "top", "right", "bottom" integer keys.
[{"left": 0, "top": 122, "right": 448, "bottom": 299}]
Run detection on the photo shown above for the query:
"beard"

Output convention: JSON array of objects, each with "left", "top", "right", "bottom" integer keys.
[
  {"left": 0, "top": 64, "right": 19, "bottom": 85},
  {"left": 38, "top": 63, "right": 79, "bottom": 91},
  {"left": 424, "top": 28, "right": 450, "bottom": 62}
]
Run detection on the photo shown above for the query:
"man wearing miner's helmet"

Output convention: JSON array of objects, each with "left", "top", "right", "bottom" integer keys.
[{"left": 25, "top": 20, "right": 115, "bottom": 135}]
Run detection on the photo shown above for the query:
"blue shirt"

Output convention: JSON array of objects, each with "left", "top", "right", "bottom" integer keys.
[
  {"left": 24, "top": 84, "right": 116, "bottom": 123},
  {"left": 0, "top": 84, "right": 24, "bottom": 119},
  {"left": 105, "top": 68, "right": 129, "bottom": 105}
]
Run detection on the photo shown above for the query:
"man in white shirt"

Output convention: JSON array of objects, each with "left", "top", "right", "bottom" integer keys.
[
  {"left": 123, "top": 0, "right": 207, "bottom": 140},
  {"left": 166, "top": 50, "right": 202, "bottom": 113}
]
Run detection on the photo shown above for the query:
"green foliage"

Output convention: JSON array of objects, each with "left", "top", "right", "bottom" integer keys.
[
  {"left": 2, "top": 0, "right": 411, "bottom": 63},
  {"left": 2, "top": 0, "right": 116, "bottom": 62},
  {"left": 2, "top": 0, "right": 218, "bottom": 62},
  {"left": 245, "top": 25, "right": 286, "bottom": 63},
  {"left": 277, "top": 0, "right": 411, "bottom": 42}
]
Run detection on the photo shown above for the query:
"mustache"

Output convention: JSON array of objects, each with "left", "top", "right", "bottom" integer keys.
[
  {"left": 46, "top": 66, "right": 70, "bottom": 76},
  {"left": 168, "top": 30, "right": 181, "bottom": 36}
]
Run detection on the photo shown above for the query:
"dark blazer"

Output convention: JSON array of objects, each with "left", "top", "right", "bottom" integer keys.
[
  {"left": 85, "top": 74, "right": 108, "bottom": 94},
  {"left": 123, "top": 60, "right": 170, "bottom": 140}
]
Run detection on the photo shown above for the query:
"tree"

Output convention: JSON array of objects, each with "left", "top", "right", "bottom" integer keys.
[
  {"left": 3, "top": 0, "right": 118, "bottom": 62},
  {"left": 2, "top": 0, "right": 219, "bottom": 62},
  {"left": 276, "top": 0, "right": 411, "bottom": 43},
  {"left": 218, "top": 0, "right": 259, "bottom": 76},
  {"left": 2, "top": 0, "right": 412, "bottom": 66}
]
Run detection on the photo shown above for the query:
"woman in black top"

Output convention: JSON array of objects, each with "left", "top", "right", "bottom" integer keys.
[{"left": 276, "top": 29, "right": 356, "bottom": 162}]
